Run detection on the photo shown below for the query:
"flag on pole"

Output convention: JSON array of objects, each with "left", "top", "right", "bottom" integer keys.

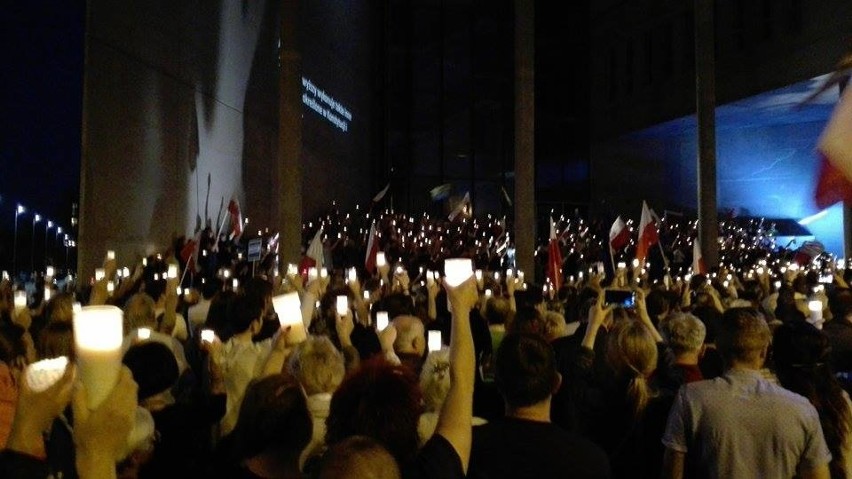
[
  {"left": 299, "top": 228, "right": 324, "bottom": 275},
  {"left": 547, "top": 218, "right": 563, "bottom": 291},
  {"left": 180, "top": 233, "right": 200, "bottom": 273},
  {"left": 815, "top": 86, "right": 852, "bottom": 208},
  {"left": 635, "top": 201, "right": 659, "bottom": 266},
  {"left": 692, "top": 237, "right": 707, "bottom": 275},
  {"left": 429, "top": 183, "right": 453, "bottom": 201},
  {"left": 500, "top": 186, "right": 513, "bottom": 207},
  {"left": 793, "top": 240, "right": 825, "bottom": 266},
  {"left": 228, "top": 197, "right": 243, "bottom": 240},
  {"left": 364, "top": 223, "right": 379, "bottom": 273},
  {"left": 372, "top": 183, "right": 391, "bottom": 204},
  {"left": 609, "top": 216, "right": 630, "bottom": 251}
]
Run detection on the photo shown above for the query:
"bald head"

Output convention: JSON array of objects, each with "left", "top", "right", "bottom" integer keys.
[{"left": 392, "top": 315, "right": 425, "bottom": 355}]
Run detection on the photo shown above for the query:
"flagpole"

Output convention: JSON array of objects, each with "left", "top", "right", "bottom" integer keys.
[
  {"left": 657, "top": 240, "right": 670, "bottom": 270},
  {"left": 214, "top": 209, "right": 229, "bottom": 244},
  {"left": 608, "top": 246, "right": 616, "bottom": 280}
]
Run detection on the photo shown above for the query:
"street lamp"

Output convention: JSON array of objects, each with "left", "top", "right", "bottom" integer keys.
[
  {"left": 31, "top": 214, "right": 41, "bottom": 276},
  {"left": 44, "top": 220, "right": 53, "bottom": 271},
  {"left": 13, "top": 205, "right": 25, "bottom": 277}
]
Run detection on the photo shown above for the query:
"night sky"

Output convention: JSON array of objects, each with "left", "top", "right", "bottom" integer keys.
[{"left": 1, "top": 1, "right": 85, "bottom": 272}]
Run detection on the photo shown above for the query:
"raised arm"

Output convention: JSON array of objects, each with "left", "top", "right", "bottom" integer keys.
[{"left": 435, "top": 276, "right": 477, "bottom": 474}]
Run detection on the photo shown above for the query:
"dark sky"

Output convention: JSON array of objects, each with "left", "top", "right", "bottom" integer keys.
[{"left": 1, "top": 1, "right": 85, "bottom": 271}]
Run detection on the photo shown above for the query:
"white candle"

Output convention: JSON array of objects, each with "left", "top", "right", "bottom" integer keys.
[
  {"left": 308, "top": 267, "right": 318, "bottom": 281},
  {"left": 426, "top": 271, "right": 435, "bottom": 286},
  {"left": 809, "top": 301, "right": 823, "bottom": 328},
  {"left": 632, "top": 259, "right": 639, "bottom": 268},
  {"left": 617, "top": 262, "right": 626, "bottom": 270},
  {"left": 347, "top": 268, "right": 357, "bottom": 283},
  {"left": 506, "top": 268, "right": 513, "bottom": 278},
  {"left": 444, "top": 259, "right": 473, "bottom": 287},
  {"left": 376, "top": 311, "right": 389, "bottom": 331},
  {"left": 376, "top": 252, "right": 387, "bottom": 268},
  {"left": 25, "top": 356, "right": 69, "bottom": 393},
  {"left": 107, "top": 281, "right": 115, "bottom": 295},
  {"left": 363, "top": 290, "right": 370, "bottom": 300},
  {"left": 485, "top": 288, "right": 492, "bottom": 298},
  {"left": 287, "top": 264, "right": 298, "bottom": 276},
  {"left": 95, "top": 268, "right": 106, "bottom": 281},
  {"left": 232, "top": 278, "right": 239, "bottom": 290},
  {"left": 336, "top": 295, "right": 349, "bottom": 316},
  {"left": 107, "top": 250, "right": 115, "bottom": 261},
  {"left": 44, "top": 287, "right": 51, "bottom": 302},
  {"left": 167, "top": 264, "right": 178, "bottom": 279},
  {"left": 46, "top": 266, "right": 55, "bottom": 278},
  {"left": 272, "top": 292, "right": 307, "bottom": 343},
  {"left": 137, "top": 328, "right": 151, "bottom": 340},
  {"left": 428, "top": 330, "right": 442, "bottom": 352},
  {"left": 14, "top": 291, "right": 26, "bottom": 311},
  {"left": 320, "top": 268, "right": 328, "bottom": 279},
  {"left": 200, "top": 329, "right": 215, "bottom": 343},
  {"left": 73, "top": 305, "right": 123, "bottom": 409}
]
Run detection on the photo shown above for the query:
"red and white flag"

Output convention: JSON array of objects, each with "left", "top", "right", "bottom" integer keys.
[
  {"left": 547, "top": 219, "right": 563, "bottom": 291},
  {"left": 609, "top": 216, "right": 630, "bottom": 251},
  {"left": 180, "top": 232, "right": 200, "bottom": 273},
  {"left": 692, "top": 237, "right": 707, "bottom": 275},
  {"left": 364, "top": 223, "right": 379, "bottom": 273},
  {"left": 635, "top": 201, "right": 659, "bottom": 266},
  {"left": 228, "top": 197, "right": 243, "bottom": 239},
  {"left": 815, "top": 86, "right": 852, "bottom": 208},
  {"left": 299, "top": 228, "right": 324, "bottom": 275}
]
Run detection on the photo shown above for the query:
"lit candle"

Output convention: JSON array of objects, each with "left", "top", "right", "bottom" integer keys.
[
  {"left": 363, "top": 290, "right": 370, "bottom": 300},
  {"left": 320, "top": 268, "right": 328, "bottom": 279},
  {"left": 376, "top": 311, "right": 389, "bottom": 331},
  {"left": 428, "top": 330, "right": 443, "bottom": 352},
  {"left": 808, "top": 301, "right": 824, "bottom": 329},
  {"left": 137, "top": 328, "right": 151, "bottom": 340},
  {"left": 44, "top": 287, "right": 51, "bottom": 302},
  {"left": 474, "top": 269, "right": 483, "bottom": 282},
  {"left": 376, "top": 252, "right": 387, "bottom": 268},
  {"left": 632, "top": 259, "right": 639, "bottom": 268},
  {"left": 232, "top": 278, "right": 239, "bottom": 290},
  {"left": 347, "top": 268, "right": 357, "bottom": 283},
  {"left": 167, "top": 264, "right": 178, "bottom": 279},
  {"left": 14, "top": 291, "right": 27, "bottom": 312},
  {"left": 287, "top": 264, "right": 298, "bottom": 276},
  {"left": 25, "top": 356, "right": 69, "bottom": 393},
  {"left": 73, "top": 305, "right": 124, "bottom": 409},
  {"left": 200, "top": 329, "right": 215, "bottom": 343},
  {"left": 617, "top": 262, "right": 626, "bottom": 270},
  {"left": 426, "top": 271, "right": 435, "bottom": 286},
  {"left": 336, "top": 295, "right": 349, "bottom": 316},
  {"left": 95, "top": 268, "right": 106, "bottom": 281},
  {"left": 444, "top": 259, "right": 473, "bottom": 287},
  {"left": 107, "top": 281, "right": 115, "bottom": 295},
  {"left": 46, "top": 266, "right": 55, "bottom": 278},
  {"left": 107, "top": 250, "right": 115, "bottom": 261},
  {"left": 272, "top": 292, "right": 307, "bottom": 343},
  {"left": 308, "top": 267, "right": 318, "bottom": 281},
  {"left": 485, "top": 288, "right": 492, "bottom": 298}
]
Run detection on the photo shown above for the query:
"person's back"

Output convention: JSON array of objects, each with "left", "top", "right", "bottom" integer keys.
[
  {"left": 662, "top": 308, "right": 831, "bottom": 479},
  {"left": 469, "top": 333, "right": 610, "bottom": 479}
]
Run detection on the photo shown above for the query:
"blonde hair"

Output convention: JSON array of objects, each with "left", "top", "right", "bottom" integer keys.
[
  {"left": 123, "top": 293, "right": 157, "bottom": 333},
  {"left": 288, "top": 336, "right": 345, "bottom": 395},
  {"left": 542, "top": 311, "right": 568, "bottom": 342},
  {"left": 606, "top": 319, "right": 658, "bottom": 418}
]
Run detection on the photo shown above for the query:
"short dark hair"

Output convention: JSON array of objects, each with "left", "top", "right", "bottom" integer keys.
[
  {"left": 229, "top": 294, "right": 265, "bottom": 334},
  {"left": 716, "top": 307, "right": 770, "bottom": 364},
  {"left": 326, "top": 358, "right": 422, "bottom": 464},
  {"left": 495, "top": 333, "right": 558, "bottom": 408},
  {"left": 507, "top": 306, "right": 545, "bottom": 337},
  {"left": 232, "top": 375, "right": 312, "bottom": 461},
  {"left": 122, "top": 341, "right": 179, "bottom": 400}
]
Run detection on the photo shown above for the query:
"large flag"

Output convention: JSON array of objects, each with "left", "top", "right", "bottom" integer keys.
[
  {"left": 635, "top": 201, "right": 659, "bottom": 266},
  {"left": 547, "top": 219, "right": 563, "bottom": 291},
  {"left": 609, "top": 216, "right": 630, "bottom": 251},
  {"left": 692, "top": 237, "right": 707, "bottom": 275},
  {"left": 815, "top": 86, "right": 852, "bottom": 208},
  {"left": 364, "top": 223, "right": 379, "bottom": 273},
  {"left": 228, "top": 197, "right": 243, "bottom": 239},
  {"left": 180, "top": 232, "right": 200, "bottom": 273},
  {"left": 429, "top": 183, "right": 453, "bottom": 201},
  {"left": 793, "top": 240, "right": 825, "bottom": 266},
  {"left": 299, "top": 228, "right": 324, "bottom": 275}
]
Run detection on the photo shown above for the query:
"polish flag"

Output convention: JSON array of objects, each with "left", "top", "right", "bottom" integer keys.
[
  {"left": 180, "top": 233, "right": 200, "bottom": 273},
  {"left": 299, "top": 228, "right": 324, "bottom": 275},
  {"left": 364, "top": 223, "right": 379, "bottom": 273},
  {"left": 547, "top": 219, "right": 563, "bottom": 291},
  {"left": 609, "top": 216, "right": 630, "bottom": 251},
  {"left": 228, "top": 198, "right": 243, "bottom": 239},
  {"left": 692, "top": 237, "right": 707, "bottom": 275},
  {"left": 635, "top": 201, "right": 659, "bottom": 266},
  {"left": 815, "top": 86, "right": 852, "bottom": 208}
]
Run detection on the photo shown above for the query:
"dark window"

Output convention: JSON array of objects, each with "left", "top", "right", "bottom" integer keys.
[{"left": 762, "top": 0, "right": 774, "bottom": 39}]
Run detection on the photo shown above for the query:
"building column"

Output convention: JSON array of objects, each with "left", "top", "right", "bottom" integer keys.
[
  {"left": 279, "top": 0, "right": 302, "bottom": 264},
  {"left": 514, "top": 0, "right": 535, "bottom": 276},
  {"left": 695, "top": 0, "right": 719, "bottom": 267}
]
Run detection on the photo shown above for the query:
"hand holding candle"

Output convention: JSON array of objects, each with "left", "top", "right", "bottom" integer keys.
[
  {"left": 73, "top": 305, "right": 124, "bottom": 409},
  {"left": 272, "top": 292, "right": 307, "bottom": 344}
]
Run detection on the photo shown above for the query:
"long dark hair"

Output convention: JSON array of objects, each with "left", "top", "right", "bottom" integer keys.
[{"left": 773, "top": 321, "right": 851, "bottom": 479}]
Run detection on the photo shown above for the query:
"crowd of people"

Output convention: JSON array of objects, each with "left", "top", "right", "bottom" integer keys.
[{"left": 0, "top": 205, "right": 850, "bottom": 478}]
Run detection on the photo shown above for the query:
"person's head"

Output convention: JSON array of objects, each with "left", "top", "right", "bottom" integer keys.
[
  {"left": 123, "top": 293, "right": 157, "bottom": 332},
  {"left": 605, "top": 319, "right": 658, "bottom": 418},
  {"left": 326, "top": 358, "right": 423, "bottom": 464},
  {"left": 663, "top": 313, "right": 706, "bottom": 357},
  {"left": 244, "top": 277, "right": 273, "bottom": 316},
  {"left": 232, "top": 375, "right": 312, "bottom": 466},
  {"left": 419, "top": 349, "right": 450, "bottom": 413},
  {"left": 143, "top": 276, "right": 167, "bottom": 303},
  {"left": 495, "top": 333, "right": 560, "bottom": 410},
  {"left": 541, "top": 311, "right": 568, "bottom": 342},
  {"left": 483, "top": 297, "right": 511, "bottom": 325},
  {"left": 229, "top": 294, "right": 265, "bottom": 336},
  {"left": 37, "top": 320, "right": 74, "bottom": 361},
  {"left": 507, "top": 305, "right": 545, "bottom": 337},
  {"left": 716, "top": 307, "right": 771, "bottom": 368},
  {"left": 122, "top": 341, "right": 179, "bottom": 404},
  {"left": 288, "top": 336, "right": 345, "bottom": 396},
  {"left": 391, "top": 315, "right": 425, "bottom": 356},
  {"left": 317, "top": 436, "right": 401, "bottom": 479},
  {"left": 43, "top": 292, "right": 75, "bottom": 323},
  {"left": 200, "top": 277, "right": 221, "bottom": 300},
  {"left": 645, "top": 290, "right": 670, "bottom": 323}
]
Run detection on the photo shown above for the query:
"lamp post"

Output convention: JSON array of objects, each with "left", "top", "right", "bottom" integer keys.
[
  {"left": 13, "top": 205, "right": 25, "bottom": 277},
  {"left": 44, "top": 221, "right": 53, "bottom": 270},
  {"left": 31, "top": 214, "right": 41, "bottom": 276}
]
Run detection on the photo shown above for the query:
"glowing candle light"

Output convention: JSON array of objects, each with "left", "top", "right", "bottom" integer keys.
[
  {"left": 444, "top": 259, "right": 473, "bottom": 287},
  {"left": 428, "top": 330, "right": 443, "bottom": 352},
  {"left": 808, "top": 301, "right": 824, "bottom": 329},
  {"left": 485, "top": 289, "right": 492, "bottom": 298},
  {"left": 137, "top": 328, "right": 151, "bottom": 340},
  {"left": 200, "top": 329, "right": 215, "bottom": 343},
  {"left": 73, "top": 305, "right": 124, "bottom": 409},
  {"left": 44, "top": 287, "right": 51, "bottom": 302},
  {"left": 232, "top": 279, "right": 239, "bottom": 290},
  {"left": 25, "top": 356, "right": 69, "bottom": 393},
  {"left": 272, "top": 292, "right": 307, "bottom": 343},
  {"left": 167, "top": 264, "right": 178, "bottom": 279},
  {"left": 14, "top": 291, "right": 27, "bottom": 312},
  {"left": 320, "top": 268, "right": 328, "bottom": 279},
  {"left": 107, "top": 250, "right": 115, "bottom": 261},
  {"left": 376, "top": 311, "right": 389, "bottom": 331},
  {"left": 308, "top": 267, "right": 318, "bottom": 281},
  {"left": 347, "top": 268, "right": 357, "bottom": 283},
  {"left": 95, "top": 268, "right": 106, "bottom": 281},
  {"left": 336, "top": 295, "right": 349, "bottom": 316},
  {"left": 376, "top": 252, "right": 387, "bottom": 268},
  {"left": 46, "top": 266, "right": 55, "bottom": 278}
]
